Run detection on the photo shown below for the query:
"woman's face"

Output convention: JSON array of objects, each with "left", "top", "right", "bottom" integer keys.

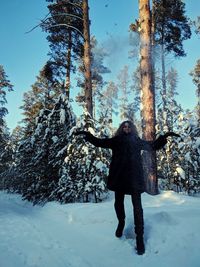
[{"left": 122, "top": 122, "right": 131, "bottom": 134}]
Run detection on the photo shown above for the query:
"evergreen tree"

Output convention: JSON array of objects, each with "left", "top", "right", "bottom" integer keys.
[
  {"left": 0, "top": 65, "right": 13, "bottom": 188},
  {"left": 11, "top": 94, "right": 75, "bottom": 204},
  {"left": 0, "top": 65, "right": 13, "bottom": 118},
  {"left": 117, "top": 65, "right": 132, "bottom": 120},
  {"left": 42, "top": 0, "right": 84, "bottom": 98},
  {"left": 158, "top": 110, "right": 200, "bottom": 194},
  {"left": 176, "top": 113, "right": 200, "bottom": 194},
  {"left": 43, "top": 0, "right": 93, "bottom": 115},
  {"left": 20, "top": 62, "right": 58, "bottom": 137},
  {"left": 153, "top": 0, "right": 191, "bottom": 129},
  {"left": 165, "top": 68, "right": 179, "bottom": 129},
  {"left": 10, "top": 126, "right": 22, "bottom": 153},
  {"left": 10, "top": 109, "right": 50, "bottom": 197},
  {"left": 190, "top": 59, "right": 200, "bottom": 124},
  {"left": 55, "top": 112, "right": 110, "bottom": 203},
  {"left": 76, "top": 36, "right": 110, "bottom": 117},
  {"left": 154, "top": 0, "right": 191, "bottom": 57},
  {"left": 90, "top": 37, "right": 111, "bottom": 118},
  {"left": 45, "top": 94, "right": 76, "bottom": 187},
  {"left": 156, "top": 67, "right": 180, "bottom": 132},
  {"left": 97, "top": 81, "right": 118, "bottom": 129},
  {"left": 0, "top": 122, "right": 13, "bottom": 188},
  {"left": 156, "top": 67, "right": 185, "bottom": 191},
  {"left": 130, "top": 66, "right": 143, "bottom": 125}
]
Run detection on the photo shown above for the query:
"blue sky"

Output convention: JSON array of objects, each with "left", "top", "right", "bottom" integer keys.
[{"left": 0, "top": 0, "right": 199, "bottom": 131}]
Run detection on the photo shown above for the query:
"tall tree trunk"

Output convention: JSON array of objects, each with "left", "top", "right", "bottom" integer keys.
[
  {"left": 151, "top": 0, "right": 156, "bottom": 100},
  {"left": 66, "top": 30, "right": 72, "bottom": 99},
  {"left": 82, "top": 0, "right": 93, "bottom": 117},
  {"left": 139, "top": 0, "right": 158, "bottom": 195},
  {"left": 161, "top": 43, "right": 167, "bottom": 131}
]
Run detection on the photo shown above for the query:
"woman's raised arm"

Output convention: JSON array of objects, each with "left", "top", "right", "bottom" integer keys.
[{"left": 74, "top": 131, "right": 117, "bottom": 149}]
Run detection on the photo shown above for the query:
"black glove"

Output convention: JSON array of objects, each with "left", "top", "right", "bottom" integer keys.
[
  {"left": 153, "top": 135, "right": 167, "bottom": 150},
  {"left": 74, "top": 130, "right": 87, "bottom": 136},
  {"left": 74, "top": 131, "right": 92, "bottom": 141},
  {"left": 153, "top": 131, "right": 181, "bottom": 150},
  {"left": 163, "top": 132, "right": 181, "bottom": 139}
]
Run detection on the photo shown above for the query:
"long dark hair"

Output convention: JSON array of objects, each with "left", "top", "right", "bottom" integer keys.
[{"left": 114, "top": 120, "right": 138, "bottom": 137}]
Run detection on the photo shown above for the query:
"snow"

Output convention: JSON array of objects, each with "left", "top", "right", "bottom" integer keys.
[
  {"left": 185, "top": 152, "right": 191, "bottom": 162},
  {"left": 51, "top": 136, "right": 59, "bottom": 143},
  {"left": 95, "top": 161, "right": 107, "bottom": 171},
  {"left": 195, "top": 137, "right": 200, "bottom": 148},
  {"left": 59, "top": 109, "right": 66, "bottom": 124},
  {"left": 176, "top": 166, "right": 186, "bottom": 179},
  {"left": 88, "top": 127, "right": 95, "bottom": 135},
  {"left": 0, "top": 190, "right": 200, "bottom": 267},
  {"left": 56, "top": 145, "right": 68, "bottom": 158}
]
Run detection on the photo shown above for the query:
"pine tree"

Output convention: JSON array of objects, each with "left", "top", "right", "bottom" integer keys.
[
  {"left": 166, "top": 68, "right": 179, "bottom": 128},
  {"left": 20, "top": 62, "right": 57, "bottom": 137},
  {"left": 42, "top": 0, "right": 84, "bottom": 98},
  {"left": 43, "top": 1, "right": 94, "bottom": 115},
  {"left": 157, "top": 107, "right": 200, "bottom": 195},
  {"left": 0, "top": 65, "right": 13, "bottom": 189},
  {"left": 117, "top": 65, "right": 132, "bottom": 120},
  {"left": 11, "top": 94, "right": 75, "bottom": 204},
  {"left": 55, "top": 112, "right": 110, "bottom": 203},
  {"left": 190, "top": 59, "right": 200, "bottom": 124},
  {"left": 176, "top": 114, "right": 200, "bottom": 194},
  {"left": 130, "top": 66, "right": 143, "bottom": 125},
  {"left": 45, "top": 94, "right": 76, "bottom": 187},
  {"left": 139, "top": 0, "right": 157, "bottom": 195},
  {"left": 0, "top": 122, "right": 13, "bottom": 189},
  {"left": 156, "top": 67, "right": 185, "bottom": 191},
  {"left": 97, "top": 81, "right": 118, "bottom": 129},
  {"left": 153, "top": 0, "right": 191, "bottom": 130},
  {"left": 0, "top": 65, "right": 13, "bottom": 118},
  {"left": 156, "top": 67, "right": 180, "bottom": 132},
  {"left": 76, "top": 36, "right": 110, "bottom": 117},
  {"left": 154, "top": 0, "right": 191, "bottom": 57},
  {"left": 11, "top": 109, "right": 50, "bottom": 197},
  {"left": 90, "top": 37, "right": 111, "bottom": 119},
  {"left": 82, "top": 0, "right": 92, "bottom": 116}
]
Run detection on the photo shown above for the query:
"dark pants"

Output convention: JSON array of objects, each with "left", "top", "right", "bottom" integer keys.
[{"left": 114, "top": 191, "right": 144, "bottom": 236}]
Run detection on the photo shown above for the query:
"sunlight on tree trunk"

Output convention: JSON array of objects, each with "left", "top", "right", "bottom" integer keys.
[
  {"left": 83, "top": 0, "right": 93, "bottom": 117},
  {"left": 139, "top": 0, "right": 158, "bottom": 195},
  {"left": 161, "top": 43, "right": 167, "bottom": 131}
]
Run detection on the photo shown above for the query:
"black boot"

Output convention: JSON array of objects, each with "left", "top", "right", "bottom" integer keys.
[
  {"left": 136, "top": 236, "right": 145, "bottom": 255},
  {"left": 115, "top": 220, "right": 125, "bottom": 238}
]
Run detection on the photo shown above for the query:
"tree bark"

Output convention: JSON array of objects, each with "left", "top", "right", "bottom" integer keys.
[
  {"left": 139, "top": 0, "right": 158, "bottom": 195},
  {"left": 161, "top": 42, "right": 167, "bottom": 131},
  {"left": 82, "top": 0, "right": 93, "bottom": 117},
  {"left": 66, "top": 30, "right": 72, "bottom": 99}
]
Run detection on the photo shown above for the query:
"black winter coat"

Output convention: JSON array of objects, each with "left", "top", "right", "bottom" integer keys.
[{"left": 85, "top": 132, "right": 154, "bottom": 195}]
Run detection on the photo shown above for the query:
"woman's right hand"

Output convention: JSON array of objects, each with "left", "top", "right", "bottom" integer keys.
[{"left": 74, "top": 131, "right": 92, "bottom": 141}]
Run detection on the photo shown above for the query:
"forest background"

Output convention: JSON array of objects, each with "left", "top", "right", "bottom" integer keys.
[
  {"left": 0, "top": 0, "right": 199, "bottom": 204},
  {"left": 1, "top": 0, "right": 199, "bottom": 128}
]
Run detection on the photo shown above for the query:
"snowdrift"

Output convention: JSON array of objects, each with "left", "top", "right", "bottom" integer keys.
[{"left": 0, "top": 190, "right": 200, "bottom": 267}]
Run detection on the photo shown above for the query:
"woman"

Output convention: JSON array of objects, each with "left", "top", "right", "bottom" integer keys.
[{"left": 75, "top": 120, "right": 179, "bottom": 255}]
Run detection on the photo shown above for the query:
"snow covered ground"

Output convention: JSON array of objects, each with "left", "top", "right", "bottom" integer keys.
[{"left": 0, "top": 190, "right": 200, "bottom": 267}]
